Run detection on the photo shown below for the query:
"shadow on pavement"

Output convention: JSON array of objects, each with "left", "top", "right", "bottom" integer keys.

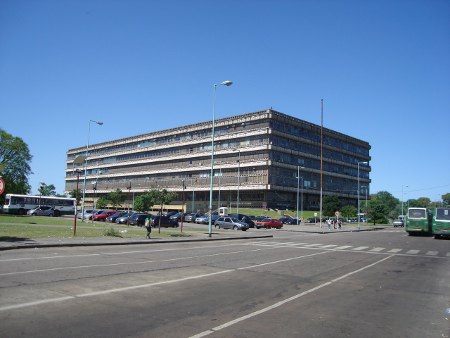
[{"left": 0, "top": 236, "right": 33, "bottom": 242}]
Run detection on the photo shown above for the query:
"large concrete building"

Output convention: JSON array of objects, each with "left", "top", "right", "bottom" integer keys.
[{"left": 65, "top": 109, "right": 371, "bottom": 212}]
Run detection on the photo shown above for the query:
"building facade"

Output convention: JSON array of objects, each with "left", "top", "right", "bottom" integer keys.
[{"left": 65, "top": 109, "right": 371, "bottom": 212}]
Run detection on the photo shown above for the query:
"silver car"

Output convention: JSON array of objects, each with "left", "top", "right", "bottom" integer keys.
[
  {"left": 214, "top": 217, "right": 249, "bottom": 231},
  {"left": 27, "top": 206, "right": 59, "bottom": 217}
]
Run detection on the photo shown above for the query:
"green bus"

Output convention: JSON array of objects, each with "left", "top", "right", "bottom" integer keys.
[
  {"left": 429, "top": 207, "right": 450, "bottom": 239},
  {"left": 405, "top": 207, "right": 431, "bottom": 235}
]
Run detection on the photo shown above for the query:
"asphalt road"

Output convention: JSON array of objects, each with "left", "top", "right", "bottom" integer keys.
[{"left": 0, "top": 228, "right": 449, "bottom": 338}]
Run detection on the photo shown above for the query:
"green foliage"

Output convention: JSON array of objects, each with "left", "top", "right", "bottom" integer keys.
[
  {"left": 443, "top": 193, "right": 450, "bottom": 206},
  {"left": 103, "top": 227, "right": 122, "bottom": 238},
  {"left": 323, "top": 196, "right": 340, "bottom": 217},
  {"left": 107, "top": 189, "right": 126, "bottom": 208},
  {"left": 341, "top": 205, "right": 357, "bottom": 218},
  {"left": 69, "top": 189, "right": 82, "bottom": 205},
  {"left": 96, "top": 196, "right": 109, "bottom": 209},
  {"left": 0, "top": 129, "right": 32, "bottom": 204},
  {"left": 367, "top": 198, "right": 389, "bottom": 224},
  {"left": 134, "top": 191, "right": 156, "bottom": 212},
  {"left": 38, "top": 183, "right": 56, "bottom": 196}
]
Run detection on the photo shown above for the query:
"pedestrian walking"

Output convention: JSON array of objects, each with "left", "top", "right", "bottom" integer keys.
[
  {"left": 145, "top": 215, "right": 153, "bottom": 239},
  {"left": 327, "top": 218, "right": 332, "bottom": 231}
]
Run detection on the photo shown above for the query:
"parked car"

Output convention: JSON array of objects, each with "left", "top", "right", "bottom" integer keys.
[
  {"left": 27, "top": 206, "right": 60, "bottom": 217},
  {"left": 129, "top": 213, "right": 150, "bottom": 226},
  {"left": 170, "top": 212, "right": 185, "bottom": 222},
  {"left": 285, "top": 218, "right": 301, "bottom": 225},
  {"left": 84, "top": 210, "right": 103, "bottom": 220},
  {"left": 279, "top": 217, "right": 292, "bottom": 224},
  {"left": 152, "top": 215, "right": 178, "bottom": 228},
  {"left": 214, "top": 217, "right": 249, "bottom": 231},
  {"left": 93, "top": 210, "right": 118, "bottom": 222},
  {"left": 116, "top": 213, "right": 133, "bottom": 224},
  {"left": 393, "top": 219, "right": 404, "bottom": 227},
  {"left": 256, "top": 218, "right": 283, "bottom": 229},
  {"left": 78, "top": 209, "right": 93, "bottom": 219},
  {"left": 228, "top": 213, "right": 255, "bottom": 228},
  {"left": 106, "top": 211, "right": 127, "bottom": 223},
  {"left": 195, "top": 214, "right": 219, "bottom": 224},
  {"left": 185, "top": 213, "right": 203, "bottom": 223},
  {"left": 195, "top": 215, "right": 209, "bottom": 224}
]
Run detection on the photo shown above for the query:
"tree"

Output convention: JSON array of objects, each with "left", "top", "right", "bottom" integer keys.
[
  {"left": 96, "top": 196, "right": 109, "bottom": 209},
  {"left": 442, "top": 193, "right": 450, "bottom": 206},
  {"left": 371, "top": 191, "right": 399, "bottom": 220},
  {"left": 367, "top": 198, "right": 388, "bottom": 225},
  {"left": 0, "top": 129, "right": 32, "bottom": 204},
  {"left": 106, "top": 189, "right": 126, "bottom": 209},
  {"left": 341, "top": 205, "right": 357, "bottom": 219},
  {"left": 69, "top": 189, "right": 82, "bottom": 206},
  {"left": 134, "top": 191, "right": 156, "bottom": 212},
  {"left": 38, "top": 183, "right": 56, "bottom": 196},
  {"left": 323, "top": 196, "right": 340, "bottom": 217},
  {"left": 153, "top": 189, "right": 176, "bottom": 232},
  {"left": 416, "top": 197, "right": 431, "bottom": 208}
]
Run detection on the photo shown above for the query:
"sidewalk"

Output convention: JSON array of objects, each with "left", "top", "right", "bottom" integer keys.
[{"left": 0, "top": 223, "right": 390, "bottom": 251}]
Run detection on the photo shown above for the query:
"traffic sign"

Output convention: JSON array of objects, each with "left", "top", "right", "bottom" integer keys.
[{"left": 0, "top": 177, "right": 5, "bottom": 195}]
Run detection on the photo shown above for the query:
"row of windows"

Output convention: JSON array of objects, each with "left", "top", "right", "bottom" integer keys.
[
  {"left": 271, "top": 150, "right": 370, "bottom": 180},
  {"left": 271, "top": 136, "right": 369, "bottom": 167},
  {"left": 270, "top": 121, "right": 369, "bottom": 156}
]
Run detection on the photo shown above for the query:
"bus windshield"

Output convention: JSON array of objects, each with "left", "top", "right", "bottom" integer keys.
[
  {"left": 436, "top": 208, "right": 450, "bottom": 221},
  {"left": 408, "top": 208, "right": 426, "bottom": 219}
]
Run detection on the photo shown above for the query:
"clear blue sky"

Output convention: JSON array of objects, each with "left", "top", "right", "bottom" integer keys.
[{"left": 1, "top": 0, "right": 449, "bottom": 201}]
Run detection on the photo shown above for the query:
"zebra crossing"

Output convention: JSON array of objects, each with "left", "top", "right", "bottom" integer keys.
[{"left": 250, "top": 241, "right": 450, "bottom": 257}]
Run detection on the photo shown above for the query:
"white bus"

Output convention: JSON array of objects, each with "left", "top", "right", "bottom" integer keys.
[{"left": 2, "top": 194, "right": 76, "bottom": 216}]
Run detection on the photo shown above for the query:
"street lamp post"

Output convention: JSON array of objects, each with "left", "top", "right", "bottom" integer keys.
[
  {"left": 237, "top": 149, "right": 241, "bottom": 215},
  {"left": 81, "top": 120, "right": 103, "bottom": 222},
  {"left": 92, "top": 180, "right": 97, "bottom": 213},
  {"left": 72, "top": 155, "right": 87, "bottom": 236},
  {"left": 296, "top": 166, "right": 304, "bottom": 225},
  {"left": 73, "top": 169, "right": 82, "bottom": 236},
  {"left": 191, "top": 179, "right": 196, "bottom": 213},
  {"left": 357, "top": 161, "right": 368, "bottom": 230},
  {"left": 208, "top": 80, "right": 233, "bottom": 237},
  {"left": 218, "top": 164, "right": 222, "bottom": 209},
  {"left": 319, "top": 99, "right": 323, "bottom": 232}
]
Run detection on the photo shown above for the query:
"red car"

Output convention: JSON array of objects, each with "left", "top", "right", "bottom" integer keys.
[
  {"left": 255, "top": 218, "right": 283, "bottom": 229},
  {"left": 92, "top": 210, "right": 117, "bottom": 222}
]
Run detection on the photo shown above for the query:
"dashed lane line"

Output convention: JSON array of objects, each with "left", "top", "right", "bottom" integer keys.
[
  {"left": 369, "top": 247, "right": 385, "bottom": 252},
  {"left": 352, "top": 246, "right": 369, "bottom": 251},
  {"left": 189, "top": 255, "right": 394, "bottom": 338}
]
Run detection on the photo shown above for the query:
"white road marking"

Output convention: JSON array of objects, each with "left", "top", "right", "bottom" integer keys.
[
  {"left": 446, "top": 253, "right": 450, "bottom": 257},
  {"left": 369, "top": 247, "right": 385, "bottom": 252},
  {"left": 353, "top": 246, "right": 369, "bottom": 251},
  {"left": 0, "top": 247, "right": 277, "bottom": 277},
  {"left": 0, "top": 250, "right": 333, "bottom": 311},
  {"left": 0, "top": 243, "right": 245, "bottom": 263},
  {"left": 387, "top": 249, "right": 402, "bottom": 253},
  {"left": 406, "top": 250, "right": 420, "bottom": 255},
  {"left": 189, "top": 255, "right": 394, "bottom": 338},
  {"left": 425, "top": 251, "right": 438, "bottom": 256},
  {"left": 320, "top": 245, "right": 338, "bottom": 248},
  {"left": 334, "top": 245, "right": 353, "bottom": 250}
]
